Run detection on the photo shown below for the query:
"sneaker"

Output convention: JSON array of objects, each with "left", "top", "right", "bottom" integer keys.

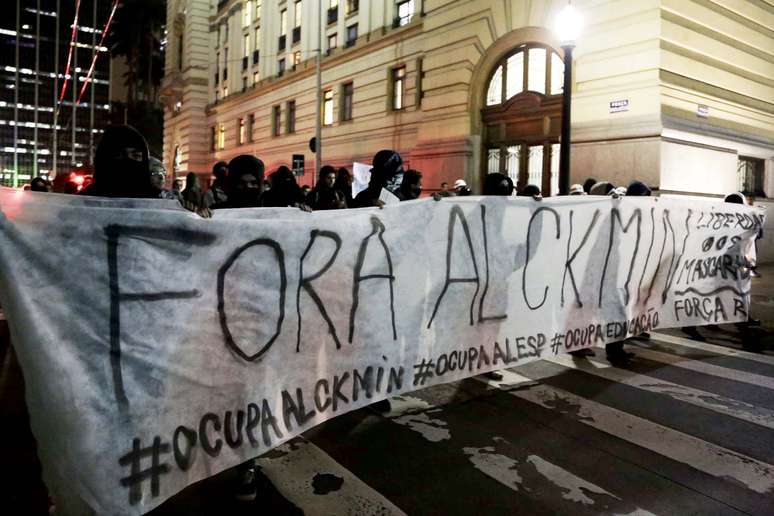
[
  {"left": 235, "top": 467, "right": 258, "bottom": 502},
  {"left": 483, "top": 371, "right": 503, "bottom": 381},
  {"left": 569, "top": 348, "right": 596, "bottom": 357},
  {"left": 681, "top": 326, "right": 706, "bottom": 342}
]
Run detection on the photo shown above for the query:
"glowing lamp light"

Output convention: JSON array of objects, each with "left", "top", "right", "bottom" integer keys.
[{"left": 554, "top": 3, "right": 583, "bottom": 46}]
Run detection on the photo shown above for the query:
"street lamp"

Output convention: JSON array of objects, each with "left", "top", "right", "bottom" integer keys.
[{"left": 554, "top": 2, "right": 582, "bottom": 195}]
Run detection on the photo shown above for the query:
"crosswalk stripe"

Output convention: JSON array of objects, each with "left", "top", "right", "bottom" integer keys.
[
  {"left": 256, "top": 438, "right": 406, "bottom": 516},
  {"left": 545, "top": 354, "right": 774, "bottom": 430},
  {"left": 606, "top": 346, "right": 774, "bottom": 390},
  {"left": 508, "top": 383, "right": 774, "bottom": 494},
  {"left": 649, "top": 332, "right": 774, "bottom": 366}
]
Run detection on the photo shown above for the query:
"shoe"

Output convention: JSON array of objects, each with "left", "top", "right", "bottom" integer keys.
[
  {"left": 483, "top": 371, "right": 504, "bottom": 381},
  {"left": 235, "top": 467, "right": 257, "bottom": 502},
  {"left": 681, "top": 326, "right": 706, "bottom": 342},
  {"left": 750, "top": 269, "right": 761, "bottom": 278},
  {"left": 748, "top": 318, "right": 761, "bottom": 327},
  {"left": 569, "top": 348, "right": 596, "bottom": 357}
]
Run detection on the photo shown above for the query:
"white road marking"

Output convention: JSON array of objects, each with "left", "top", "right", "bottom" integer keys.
[
  {"left": 648, "top": 332, "right": 774, "bottom": 366},
  {"left": 509, "top": 383, "right": 774, "bottom": 494},
  {"left": 546, "top": 354, "right": 774, "bottom": 430},
  {"left": 614, "top": 346, "right": 774, "bottom": 390},
  {"left": 391, "top": 409, "right": 451, "bottom": 442},
  {"left": 257, "top": 438, "right": 406, "bottom": 516}
]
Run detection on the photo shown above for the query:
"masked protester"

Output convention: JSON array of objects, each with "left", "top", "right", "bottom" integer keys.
[
  {"left": 30, "top": 177, "right": 51, "bottom": 192},
  {"left": 483, "top": 173, "right": 514, "bottom": 196},
  {"left": 263, "top": 166, "right": 308, "bottom": 209},
  {"left": 149, "top": 157, "right": 179, "bottom": 200},
  {"left": 399, "top": 169, "right": 423, "bottom": 200},
  {"left": 309, "top": 165, "right": 347, "bottom": 210},
  {"left": 84, "top": 125, "right": 154, "bottom": 198},
  {"left": 204, "top": 161, "right": 229, "bottom": 208},
  {"left": 519, "top": 184, "right": 542, "bottom": 198},
  {"left": 214, "top": 155, "right": 265, "bottom": 209},
  {"left": 352, "top": 149, "right": 404, "bottom": 207}
]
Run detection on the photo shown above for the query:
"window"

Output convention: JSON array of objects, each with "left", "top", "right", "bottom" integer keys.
[
  {"left": 294, "top": 1, "right": 302, "bottom": 27},
  {"left": 243, "top": 34, "right": 250, "bottom": 57},
  {"left": 738, "top": 156, "right": 766, "bottom": 196},
  {"left": 293, "top": 50, "right": 301, "bottom": 68},
  {"left": 177, "top": 33, "right": 184, "bottom": 71},
  {"left": 328, "top": 33, "right": 337, "bottom": 52},
  {"left": 397, "top": 0, "right": 414, "bottom": 26},
  {"left": 280, "top": 9, "right": 287, "bottom": 35},
  {"left": 346, "top": 24, "right": 358, "bottom": 47},
  {"left": 272, "top": 105, "right": 281, "bottom": 136},
  {"left": 328, "top": 0, "right": 339, "bottom": 24},
  {"left": 485, "top": 44, "right": 563, "bottom": 105},
  {"left": 248, "top": 113, "right": 255, "bottom": 141},
  {"left": 242, "top": 76, "right": 248, "bottom": 91},
  {"left": 218, "top": 123, "right": 226, "bottom": 150},
  {"left": 347, "top": 0, "right": 359, "bottom": 14},
  {"left": 215, "top": 52, "right": 220, "bottom": 85},
  {"left": 286, "top": 100, "right": 296, "bottom": 133},
  {"left": 238, "top": 118, "right": 245, "bottom": 145},
  {"left": 254, "top": 0, "right": 261, "bottom": 21},
  {"left": 323, "top": 89, "right": 334, "bottom": 125},
  {"left": 392, "top": 66, "right": 406, "bottom": 110},
  {"left": 341, "top": 81, "right": 353, "bottom": 121},
  {"left": 254, "top": 26, "right": 260, "bottom": 49},
  {"left": 223, "top": 85, "right": 229, "bottom": 98},
  {"left": 210, "top": 126, "right": 216, "bottom": 151},
  {"left": 253, "top": 71, "right": 260, "bottom": 84},
  {"left": 278, "top": 58, "right": 286, "bottom": 76},
  {"left": 222, "top": 23, "right": 228, "bottom": 43},
  {"left": 243, "top": 1, "right": 252, "bottom": 27}
]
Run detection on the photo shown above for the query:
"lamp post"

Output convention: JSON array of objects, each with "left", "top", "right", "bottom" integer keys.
[{"left": 555, "top": 2, "right": 582, "bottom": 195}]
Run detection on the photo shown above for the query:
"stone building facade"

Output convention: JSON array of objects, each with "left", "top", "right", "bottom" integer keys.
[{"left": 162, "top": 0, "right": 774, "bottom": 198}]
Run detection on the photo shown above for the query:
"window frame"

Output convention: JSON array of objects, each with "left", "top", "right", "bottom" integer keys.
[
  {"left": 484, "top": 44, "right": 563, "bottom": 107},
  {"left": 391, "top": 65, "right": 406, "bottom": 111},
  {"left": 341, "top": 81, "right": 353, "bottom": 121},
  {"left": 322, "top": 89, "right": 334, "bottom": 126},
  {"left": 272, "top": 105, "right": 281, "bottom": 137},
  {"left": 286, "top": 100, "right": 296, "bottom": 133}
]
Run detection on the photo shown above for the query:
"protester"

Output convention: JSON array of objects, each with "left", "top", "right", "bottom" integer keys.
[
  {"left": 181, "top": 172, "right": 207, "bottom": 211},
  {"left": 352, "top": 150, "right": 405, "bottom": 208},
  {"left": 453, "top": 179, "right": 471, "bottom": 196},
  {"left": 204, "top": 161, "right": 229, "bottom": 207},
  {"left": 263, "top": 166, "right": 309, "bottom": 209},
  {"left": 399, "top": 169, "right": 423, "bottom": 200},
  {"left": 583, "top": 177, "right": 597, "bottom": 194},
  {"left": 482, "top": 173, "right": 514, "bottom": 196},
  {"left": 438, "top": 181, "right": 454, "bottom": 197},
  {"left": 519, "top": 184, "right": 541, "bottom": 197},
  {"left": 29, "top": 176, "right": 51, "bottom": 192},
  {"left": 172, "top": 179, "right": 183, "bottom": 198},
  {"left": 84, "top": 124, "right": 155, "bottom": 198},
  {"left": 214, "top": 155, "right": 265, "bottom": 209},
  {"left": 149, "top": 157, "right": 179, "bottom": 200},
  {"left": 569, "top": 183, "right": 585, "bottom": 195},
  {"left": 743, "top": 193, "right": 762, "bottom": 279},
  {"left": 309, "top": 165, "right": 347, "bottom": 210},
  {"left": 334, "top": 167, "right": 354, "bottom": 207},
  {"left": 589, "top": 181, "right": 615, "bottom": 196}
]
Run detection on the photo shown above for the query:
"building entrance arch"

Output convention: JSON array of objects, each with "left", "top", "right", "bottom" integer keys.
[{"left": 469, "top": 28, "right": 566, "bottom": 195}]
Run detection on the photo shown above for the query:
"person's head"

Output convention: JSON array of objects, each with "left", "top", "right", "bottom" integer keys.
[
  {"left": 335, "top": 167, "right": 351, "bottom": 186},
  {"left": 589, "top": 181, "right": 615, "bottom": 196},
  {"left": 318, "top": 165, "right": 337, "bottom": 189},
  {"left": 212, "top": 161, "right": 228, "bottom": 182},
  {"left": 453, "top": 179, "right": 467, "bottom": 193},
  {"left": 149, "top": 157, "right": 166, "bottom": 191},
  {"left": 400, "top": 169, "right": 423, "bottom": 200},
  {"left": 483, "top": 173, "right": 514, "bottom": 196},
  {"left": 724, "top": 192, "right": 745, "bottom": 204},
  {"left": 30, "top": 176, "right": 51, "bottom": 192},
  {"left": 583, "top": 178, "right": 597, "bottom": 194},
  {"left": 441, "top": 181, "right": 449, "bottom": 191},
  {"left": 172, "top": 179, "right": 183, "bottom": 191},
  {"left": 371, "top": 150, "right": 404, "bottom": 191},
  {"left": 569, "top": 183, "right": 585, "bottom": 195},
  {"left": 227, "top": 154, "right": 265, "bottom": 207},
  {"left": 519, "top": 184, "right": 541, "bottom": 197},
  {"left": 93, "top": 125, "right": 152, "bottom": 198},
  {"left": 301, "top": 184, "right": 311, "bottom": 194},
  {"left": 626, "top": 180, "right": 651, "bottom": 197},
  {"left": 185, "top": 172, "right": 200, "bottom": 190}
]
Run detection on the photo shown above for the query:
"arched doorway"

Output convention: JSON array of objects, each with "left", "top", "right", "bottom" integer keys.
[{"left": 482, "top": 43, "right": 564, "bottom": 195}]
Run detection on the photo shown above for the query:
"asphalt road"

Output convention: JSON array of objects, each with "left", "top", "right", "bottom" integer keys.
[{"left": 2, "top": 266, "right": 773, "bottom": 515}]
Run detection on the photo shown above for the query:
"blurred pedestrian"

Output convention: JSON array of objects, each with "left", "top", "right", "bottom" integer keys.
[
  {"left": 30, "top": 177, "right": 51, "bottom": 192},
  {"left": 309, "top": 165, "right": 347, "bottom": 210},
  {"left": 263, "top": 165, "right": 309, "bottom": 209},
  {"left": 214, "top": 155, "right": 265, "bottom": 209},
  {"left": 483, "top": 173, "right": 514, "bottom": 196},
  {"left": 84, "top": 124, "right": 154, "bottom": 198},
  {"left": 352, "top": 150, "right": 405, "bottom": 208},
  {"left": 334, "top": 167, "right": 354, "bottom": 207},
  {"left": 399, "top": 169, "right": 423, "bottom": 200}
]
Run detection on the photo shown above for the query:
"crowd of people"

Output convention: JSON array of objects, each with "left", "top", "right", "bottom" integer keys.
[{"left": 12, "top": 124, "right": 765, "bottom": 504}]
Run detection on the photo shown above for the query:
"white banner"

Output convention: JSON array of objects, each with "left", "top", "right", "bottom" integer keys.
[{"left": 0, "top": 188, "right": 765, "bottom": 515}]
